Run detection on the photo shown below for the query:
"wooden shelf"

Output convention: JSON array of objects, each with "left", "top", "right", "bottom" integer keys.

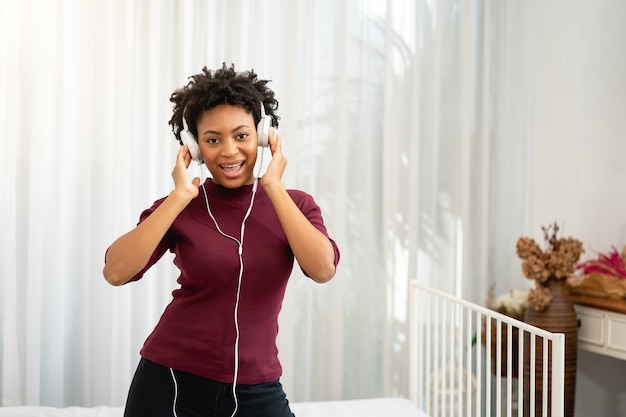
[{"left": 570, "top": 293, "right": 626, "bottom": 315}]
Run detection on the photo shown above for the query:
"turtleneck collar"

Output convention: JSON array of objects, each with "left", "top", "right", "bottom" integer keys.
[{"left": 201, "top": 178, "right": 259, "bottom": 201}]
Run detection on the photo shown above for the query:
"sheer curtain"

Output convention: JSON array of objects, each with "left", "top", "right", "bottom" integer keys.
[{"left": 0, "top": 0, "right": 534, "bottom": 407}]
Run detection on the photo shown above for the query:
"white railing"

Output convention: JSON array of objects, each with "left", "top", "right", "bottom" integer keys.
[{"left": 409, "top": 282, "right": 565, "bottom": 417}]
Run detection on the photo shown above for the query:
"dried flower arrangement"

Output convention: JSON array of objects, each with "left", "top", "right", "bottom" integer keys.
[
  {"left": 575, "top": 246, "right": 626, "bottom": 280},
  {"left": 568, "top": 244, "right": 626, "bottom": 299},
  {"left": 516, "top": 222, "right": 584, "bottom": 311}
]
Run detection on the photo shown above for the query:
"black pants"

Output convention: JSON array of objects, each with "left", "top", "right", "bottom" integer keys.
[{"left": 124, "top": 358, "right": 295, "bottom": 417}]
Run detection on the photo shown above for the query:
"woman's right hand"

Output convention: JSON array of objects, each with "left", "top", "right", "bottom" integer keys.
[
  {"left": 103, "top": 145, "right": 202, "bottom": 286},
  {"left": 172, "top": 145, "right": 201, "bottom": 200}
]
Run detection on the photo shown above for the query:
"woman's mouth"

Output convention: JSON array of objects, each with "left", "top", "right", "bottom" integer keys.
[{"left": 219, "top": 161, "right": 245, "bottom": 177}]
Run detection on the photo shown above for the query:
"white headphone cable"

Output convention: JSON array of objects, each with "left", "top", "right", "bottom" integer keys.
[
  {"left": 200, "top": 146, "right": 265, "bottom": 417},
  {"left": 169, "top": 368, "right": 179, "bottom": 417}
]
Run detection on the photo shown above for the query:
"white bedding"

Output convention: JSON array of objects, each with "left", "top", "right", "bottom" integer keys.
[{"left": 0, "top": 398, "right": 427, "bottom": 417}]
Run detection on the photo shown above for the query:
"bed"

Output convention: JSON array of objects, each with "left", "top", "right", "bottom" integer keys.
[
  {"left": 0, "top": 398, "right": 425, "bottom": 417},
  {"left": 0, "top": 283, "right": 566, "bottom": 417}
]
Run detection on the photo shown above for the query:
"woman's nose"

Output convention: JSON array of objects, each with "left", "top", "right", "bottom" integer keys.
[{"left": 220, "top": 139, "right": 239, "bottom": 157}]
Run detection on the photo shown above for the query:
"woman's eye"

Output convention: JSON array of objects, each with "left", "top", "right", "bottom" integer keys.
[
  {"left": 207, "top": 138, "right": 219, "bottom": 144},
  {"left": 236, "top": 133, "right": 249, "bottom": 140}
]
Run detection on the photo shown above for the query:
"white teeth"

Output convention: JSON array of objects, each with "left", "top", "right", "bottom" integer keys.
[{"left": 220, "top": 162, "right": 244, "bottom": 172}]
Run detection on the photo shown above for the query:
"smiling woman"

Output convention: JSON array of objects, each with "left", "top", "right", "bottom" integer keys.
[{"left": 102, "top": 64, "right": 339, "bottom": 417}]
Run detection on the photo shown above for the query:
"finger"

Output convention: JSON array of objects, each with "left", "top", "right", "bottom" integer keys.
[
  {"left": 176, "top": 144, "right": 186, "bottom": 160},
  {"left": 271, "top": 128, "right": 281, "bottom": 152},
  {"left": 178, "top": 145, "right": 192, "bottom": 167}
]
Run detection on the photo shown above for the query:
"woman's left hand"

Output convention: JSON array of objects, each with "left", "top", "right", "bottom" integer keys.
[
  {"left": 260, "top": 128, "right": 287, "bottom": 188},
  {"left": 260, "top": 127, "right": 336, "bottom": 283}
]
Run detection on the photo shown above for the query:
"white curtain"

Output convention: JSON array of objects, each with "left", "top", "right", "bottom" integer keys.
[{"left": 0, "top": 0, "right": 534, "bottom": 407}]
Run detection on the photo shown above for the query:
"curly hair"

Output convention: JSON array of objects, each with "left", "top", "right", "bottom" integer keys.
[{"left": 169, "top": 63, "right": 280, "bottom": 143}]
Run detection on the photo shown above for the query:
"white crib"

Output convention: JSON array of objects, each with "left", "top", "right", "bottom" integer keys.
[{"left": 409, "top": 282, "right": 565, "bottom": 417}]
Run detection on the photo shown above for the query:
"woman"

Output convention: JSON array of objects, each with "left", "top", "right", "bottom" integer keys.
[{"left": 103, "top": 64, "right": 340, "bottom": 417}]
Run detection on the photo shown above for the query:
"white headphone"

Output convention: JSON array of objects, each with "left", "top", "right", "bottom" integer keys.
[
  {"left": 180, "top": 101, "right": 271, "bottom": 163},
  {"left": 256, "top": 101, "right": 271, "bottom": 148}
]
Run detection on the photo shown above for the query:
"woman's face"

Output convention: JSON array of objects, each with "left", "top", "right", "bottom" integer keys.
[{"left": 196, "top": 104, "right": 259, "bottom": 188}]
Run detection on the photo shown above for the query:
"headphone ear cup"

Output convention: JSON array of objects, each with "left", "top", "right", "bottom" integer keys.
[
  {"left": 257, "top": 101, "right": 271, "bottom": 148},
  {"left": 180, "top": 129, "right": 203, "bottom": 163},
  {"left": 257, "top": 115, "right": 270, "bottom": 147},
  {"left": 180, "top": 113, "right": 203, "bottom": 163}
]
